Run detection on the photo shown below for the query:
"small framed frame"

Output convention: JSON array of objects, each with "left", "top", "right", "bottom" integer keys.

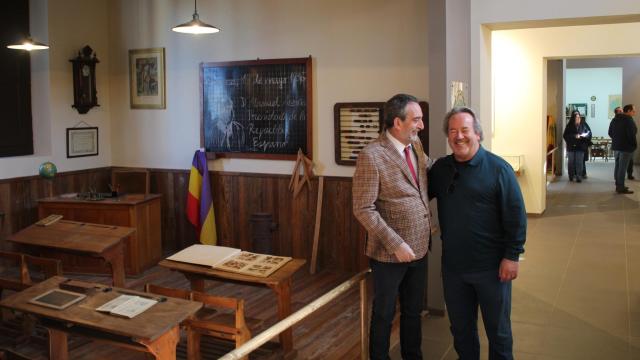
[
  {"left": 29, "top": 288, "right": 86, "bottom": 310},
  {"left": 129, "top": 47, "right": 166, "bottom": 109},
  {"left": 334, "top": 102, "right": 384, "bottom": 165},
  {"left": 66, "top": 127, "right": 99, "bottom": 158}
]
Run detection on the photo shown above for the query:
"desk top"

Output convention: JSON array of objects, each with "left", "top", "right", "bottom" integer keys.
[
  {"left": 7, "top": 220, "right": 135, "bottom": 255},
  {"left": 0, "top": 276, "right": 201, "bottom": 342},
  {"left": 39, "top": 194, "right": 161, "bottom": 206},
  {"left": 158, "top": 258, "right": 306, "bottom": 287}
]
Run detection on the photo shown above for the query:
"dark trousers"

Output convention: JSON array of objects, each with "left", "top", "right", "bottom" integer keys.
[
  {"left": 369, "top": 256, "right": 426, "bottom": 360},
  {"left": 443, "top": 269, "right": 513, "bottom": 360},
  {"left": 629, "top": 153, "right": 635, "bottom": 177}
]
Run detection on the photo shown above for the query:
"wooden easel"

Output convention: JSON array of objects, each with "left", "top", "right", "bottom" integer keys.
[{"left": 288, "top": 149, "right": 314, "bottom": 198}]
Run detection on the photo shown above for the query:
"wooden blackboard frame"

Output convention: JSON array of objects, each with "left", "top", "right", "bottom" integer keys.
[{"left": 200, "top": 57, "right": 313, "bottom": 161}]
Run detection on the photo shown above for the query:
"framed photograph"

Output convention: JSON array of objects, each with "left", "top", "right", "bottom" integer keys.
[
  {"left": 66, "top": 127, "right": 98, "bottom": 158},
  {"left": 567, "top": 103, "right": 588, "bottom": 119},
  {"left": 129, "top": 47, "right": 166, "bottom": 109}
]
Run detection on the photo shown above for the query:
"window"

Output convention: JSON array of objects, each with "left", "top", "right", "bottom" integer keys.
[{"left": 0, "top": 0, "right": 33, "bottom": 157}]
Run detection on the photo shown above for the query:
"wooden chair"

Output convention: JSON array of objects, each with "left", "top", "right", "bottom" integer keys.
[
  {"left": 143, "top": 284, "right": 254, "bottom": 360},
  {"left": 0, "top": 251, "right": 62, "bottom": 298},
  {"left": 0, "top": 252, "right": 29, "bottom": 298},
  {"left": 23, "top": 255, "right": 63, "bottom": 284},
  {"left": 144, "top": 283, "right": 191, "bottom": 300},
  {"left": 111, "top": 168, "right": 150, "bottom": 195},
  {"left": 188, "top": 291, "right": 252, "bottom": 360}
]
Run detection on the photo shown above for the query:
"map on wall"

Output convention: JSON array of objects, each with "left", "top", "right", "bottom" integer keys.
[{"left": 608, "top": 94, "right": 622, "bottom": 120}]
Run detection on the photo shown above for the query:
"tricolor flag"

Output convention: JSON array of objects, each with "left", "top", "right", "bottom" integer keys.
[{"left": 186, "top": 150, "right": 217, "bottom": 245}]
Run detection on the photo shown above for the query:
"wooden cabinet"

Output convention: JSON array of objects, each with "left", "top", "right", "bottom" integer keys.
[{"left": 38, "top": 194, "right": 162, "bottom": 275}]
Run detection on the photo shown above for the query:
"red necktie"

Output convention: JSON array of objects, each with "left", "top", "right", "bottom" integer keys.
[{"left": 404, "top": 146, "right": 418, "bottom": 185}]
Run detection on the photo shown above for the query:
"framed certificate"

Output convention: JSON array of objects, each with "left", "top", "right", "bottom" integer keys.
[
  {"left": 66, "top": 127, "right": 98, "bottom": 158},
  {"left": 29, "top": 289, "right": 86, "bottom": 310}
]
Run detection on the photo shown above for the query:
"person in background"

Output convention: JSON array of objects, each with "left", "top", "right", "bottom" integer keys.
[
  {"left": 581, "top": 116, "right": 593, "bottom": 179},
  {"left": 612, "top": 107, "right": 634, "bottom": 180},
  {"left": 563, "top": 110, "right": 591, "bottom": 183},
  {"left": 353, "top": 94, "right": 431, "bottom": 360},
  {"left": 428, "top": 107, "right": 526, "bottom": 360},
  {"left": 609, "top": 104, "right": 637, "bottom": 194}
]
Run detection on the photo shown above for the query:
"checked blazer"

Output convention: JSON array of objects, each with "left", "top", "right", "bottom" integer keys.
[{"left": 352, "top": 132, "right": 432, "bottom": 263}]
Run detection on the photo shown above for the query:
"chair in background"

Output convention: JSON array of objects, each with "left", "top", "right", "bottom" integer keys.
[
  {"left": 111, "top": 168, "right": 150, "bottom": 195},
  {"left": 144, "top": 283, "right": 191, "bottom": 300},
  {"left": 0, "top": 252, "right": 62, "bottom": 298},
  {"left": 143, "top": 284, "right": 256, "bottom": 360},
  {"left": 188, "top": 291, "right": 253, "bottom": 360}
]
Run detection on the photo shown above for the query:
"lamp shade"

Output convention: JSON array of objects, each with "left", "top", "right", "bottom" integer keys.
[
  {"left": 7, "top": 36, "right": 49, "bottom": 51},
  {"left": 172, "top": 13, "right": 220, "bottom": 34}
]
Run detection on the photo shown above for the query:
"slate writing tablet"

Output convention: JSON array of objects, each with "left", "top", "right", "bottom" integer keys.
[{"left": 29, "top": 289, "right": 86, "bottom": 310}]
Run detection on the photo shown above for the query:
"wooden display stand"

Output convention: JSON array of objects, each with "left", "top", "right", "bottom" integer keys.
[{"left": 38, "top": 194, "right": 162, "bottom": 276}]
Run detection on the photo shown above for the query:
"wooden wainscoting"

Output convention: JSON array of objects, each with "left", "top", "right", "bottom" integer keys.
[
  {"left": 0, "top": 167, "right": 367, "bottom": 273},
  {"left": 149, "top": 169, "right": 368, "bottom": 273},
  {"left": 0, "top": 167, "right": 111, "bottom": 242}
]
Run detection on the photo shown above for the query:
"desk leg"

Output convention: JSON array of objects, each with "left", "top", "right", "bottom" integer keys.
[
  {"left": 185, "top": 274, "right": 206, "bottom": 293},
  {"left": 272, "top": 280, "right": 293, "bottom": 355},
  {"left": 103, "top": 242, "right": 126, "bottom": 288},
  {"left": 48, "top": 328, "right": 68, "bottom": 360},
  {"left": 140, "top": 325, "right": 180, "bottom": 360}
]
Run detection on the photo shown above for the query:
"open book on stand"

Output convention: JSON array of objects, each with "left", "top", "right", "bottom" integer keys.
[{"left": 166, "top": 244, "right": 292, "bottom": 277}]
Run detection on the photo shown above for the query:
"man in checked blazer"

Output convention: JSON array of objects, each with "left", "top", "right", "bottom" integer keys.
[{"left": 353, "top": 93, "right": 431, "bottom": 360}]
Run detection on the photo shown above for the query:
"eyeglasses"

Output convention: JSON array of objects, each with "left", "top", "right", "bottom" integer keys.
[{"left": 447, "top": 168, "right": 459, "bottom": 194}]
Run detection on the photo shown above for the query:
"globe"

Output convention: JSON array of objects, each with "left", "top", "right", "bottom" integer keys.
[{"left": 38, "top": 161, "right": 57, "bottom": 179}]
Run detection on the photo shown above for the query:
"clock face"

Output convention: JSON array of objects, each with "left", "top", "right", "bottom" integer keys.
[{"left": 82, "top": 65, "right": 90, "bottom": 77}]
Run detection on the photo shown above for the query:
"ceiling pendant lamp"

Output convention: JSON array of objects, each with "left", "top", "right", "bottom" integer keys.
[
  {"left": 172, "top": 0, "right": 220, "bottom": 35},
  {"left": 7, "top": 35, "right": 49, "bottom": 51}
]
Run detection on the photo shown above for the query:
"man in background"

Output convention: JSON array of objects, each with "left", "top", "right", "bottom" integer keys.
[
  {"left": 609, "top": 104, "right": 637, "bottom": 194},
  {"left": 612, "top": 106, "right": 634, "bottom": 180},
  {"left": 353, "top": 94, "right": 431, "bottom": 360},
  {"left": 429, "top": 107, "right": 526, "bottom": 360}
]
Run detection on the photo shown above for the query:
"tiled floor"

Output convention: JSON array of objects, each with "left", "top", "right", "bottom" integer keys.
[{"left": 392, "top": 161, "right": 640, "bottom": 360}]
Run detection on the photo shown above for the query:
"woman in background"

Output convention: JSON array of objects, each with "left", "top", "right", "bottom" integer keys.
[{"left": 563, "top": 110, "right": 592, "bottom": 182}]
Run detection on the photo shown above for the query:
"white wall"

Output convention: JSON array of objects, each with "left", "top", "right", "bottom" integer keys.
[
  {"left": 567, "top": 57, "right": 640, "bottom": 163},
  {"left": 566, "top": 67, "right": 622, "bottom": 138},
  {"left": 0, "top": 0, "right": 112, "bottom": 180},
  {"left": 108, "top": 0, "right": 429, "bottom": 176},
  {"left": 491, "top": 23, "right": 640, "bottom": 213},
  {"left": 469, "top": 0, "right": 640, "bottom": 214}
]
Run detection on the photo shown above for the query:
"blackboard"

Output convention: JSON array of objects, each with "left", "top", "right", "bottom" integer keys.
[{"left": 200, "top": 57, "right": 312, "bottom": 160}]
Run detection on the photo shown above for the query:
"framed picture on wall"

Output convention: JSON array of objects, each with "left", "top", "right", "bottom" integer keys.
[
  {"left": 129, "top": 47, "right": 166, "bottom": 109},
  {"left": 567, "top": 103, "right": 588, "bottom": 118},
  {"left": 66, "top": 127, "right": 98, "bottom": 158}
]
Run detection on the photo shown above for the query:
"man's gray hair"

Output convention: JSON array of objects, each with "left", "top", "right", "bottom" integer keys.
[{"left": 443, "top": 106, "right": 484, "bottom": 141}]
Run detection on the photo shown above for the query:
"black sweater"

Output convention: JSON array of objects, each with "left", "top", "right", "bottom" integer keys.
[{"left": 608, "top": 114, "right": 638, "bottom": 152}]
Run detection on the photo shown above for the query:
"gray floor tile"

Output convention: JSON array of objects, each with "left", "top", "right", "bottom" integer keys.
[{"left": 390, "top": 162, "right": 637, "bottom": 359}]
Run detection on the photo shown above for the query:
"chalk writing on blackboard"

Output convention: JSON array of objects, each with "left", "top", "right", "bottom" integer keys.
[{"left": 200, "top": 58, "right": 312, "bottom": 160}]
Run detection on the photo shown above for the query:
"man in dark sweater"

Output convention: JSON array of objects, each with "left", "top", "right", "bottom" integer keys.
[
  {"left": 608, "top": 104, "right": 638, "bottom": 194},
  {"left": 429, "top": 107, "right": 527, "bottom": 360}
]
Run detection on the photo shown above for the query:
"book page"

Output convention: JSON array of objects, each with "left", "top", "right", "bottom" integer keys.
[
  {"left": 215, "top": 252, "right": 292, "bottom": 277},
  {"left": 96, "top": 294, "right": 135, "bottom": 312},
  {"left": 110, "top": 296, "right": 157, "bottom": 318},
  {"left": 96, "top": 295, "right": 157, "bottom": 318},
  {"left": 166, "top": 244, "right": 241, "bottom": 267}
]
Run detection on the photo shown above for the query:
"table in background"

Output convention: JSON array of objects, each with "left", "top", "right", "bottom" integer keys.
[
  {"left": 158, "top": 258, "right": 306, "bottom": 356},
  {"left": 7, "top": 220, "right": 133, "bottom": 287},
  {"left": 38, "top": 194, "right": 161, "bottom": 276},
  {"left": 0, "top": 276, "right": 202, "bottom": 360}
]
